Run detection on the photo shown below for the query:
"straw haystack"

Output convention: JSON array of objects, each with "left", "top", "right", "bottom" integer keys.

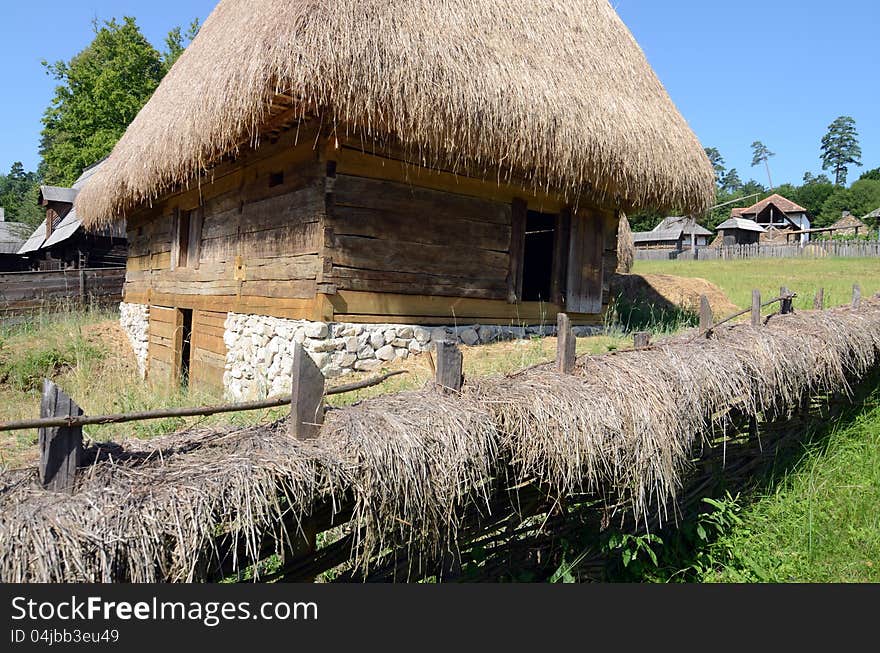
[{"left": 76, "top": 0, "right": 713, "bottom": 225}]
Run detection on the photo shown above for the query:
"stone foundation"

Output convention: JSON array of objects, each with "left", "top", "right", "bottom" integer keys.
[
  {"left": 222, "top": 313, "right": 600, "bottom": 400},
  {"left": 119, "top": 302, "right": 150, "bottom": 378}
]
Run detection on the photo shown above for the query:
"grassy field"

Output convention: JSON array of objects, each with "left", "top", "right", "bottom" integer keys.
[
  {"left": 0, "top": 307, "right": 628, "bottom": 469},
  {"left": 634, "top": 257, "right": 880, "bottom": 312}
]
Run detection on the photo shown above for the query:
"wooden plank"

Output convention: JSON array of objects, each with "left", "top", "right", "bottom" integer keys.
[
  {"left": 633, "top": 331, "right": 651, "bottom": 349},
  {"left": 853, "top": 284, "right": 861, "bottom": 309},
  {"left": 751, "top": 290, "right": 761, "bottom": 327},
  {"left": 435, "top": 341, "right": 463, "bottom": 393},
  {"left": 38, "top": 380, "right": 83, "bottom": 493},
  {"left": 814, "top": 287, "right": 825, "bottom": 310},
  {"left": 556, "top": 313, "right": 575, "bottom": 374},
  {"left": 699, "top": 295, "right": 713, "bottom": 332},
  {"left": 551, "top": 208, "right": 571, "bottom": 305},
  {"left": 508, "top": 198, "right": 526, "bottom": 303},
  {"left": 334, "top": 173, "right": 513, "bottom": 225},
  {"left": 566, "top": 211, "right": 604, "bottom": 314},
  {"left": 191, "top": 331, "right": 226, "bottom": 356},
  {"left": 289, "top": 343, "right": 325, "bottom": 440},
  {"left": 331, "top": 235, "right": 508, "bottom": 278},
  {"left": 330, "top": 204, "right": 510, "bottom": 252}
]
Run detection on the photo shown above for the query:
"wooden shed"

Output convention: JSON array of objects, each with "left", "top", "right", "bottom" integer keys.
[{"left": 76, "top": 0, "right": 714, "bottom": 392}]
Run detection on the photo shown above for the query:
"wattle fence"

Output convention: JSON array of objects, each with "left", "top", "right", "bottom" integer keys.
[{"left": 636, "top": 240, "right": 880, "bottom": 261}]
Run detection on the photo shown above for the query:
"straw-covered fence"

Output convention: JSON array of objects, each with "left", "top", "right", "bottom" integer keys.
[{"left": 1, "top": 297, "right": 880, "bottom": 582}]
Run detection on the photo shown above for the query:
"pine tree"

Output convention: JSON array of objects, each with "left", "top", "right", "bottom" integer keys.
[{"left": 820, "top": 116, "right": 862, "bottom": 186}]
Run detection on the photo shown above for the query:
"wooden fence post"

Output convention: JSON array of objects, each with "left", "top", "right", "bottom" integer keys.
[
  {"left": 39, "top": 380, "right": 83, "bottom": 493},
  {"left": 852, "top": 284, "right": 861, "bottom": 309},
  {"left": 814, "top": 287, "right": 824, "bottom": 310},
  {"left": 780, "top": 287, "right": 793, "bottom": 315},
  {"left": 78, "top": 268, "right": 86, "bottom": 306},
  {"left": 435, "top": 341, "right": 464, "bottom": 393},
  {"left": 289, "top": 343, "right": 325, "bottom": 440},
  {"left": 556, "top": 313, "right": 576, "bottom": 374},
  {"left": 633, "top": 332, "right": 651, "bottom": 349},
  {"left": 699, "top": 295, "right": 713, "bottom": 335},
  {"left": 751, "top": 290, "right": 761, "bottom": 327}
]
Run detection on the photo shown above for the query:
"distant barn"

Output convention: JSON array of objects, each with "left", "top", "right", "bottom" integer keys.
[
  {"left": 0, "top": 209, "right": 30, "bottom": 271},
  {"left": 18, "top": 162, "right": 127, "bottom": 270},
  {"left": 75, "top": 0, "right": 714, "bottom": 393},
  {"left": 632, "top": 216, "right": 713, "bottom": 252}
]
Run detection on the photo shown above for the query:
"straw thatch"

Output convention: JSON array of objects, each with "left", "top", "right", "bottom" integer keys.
[
  {"left": 2, "top": 298, "right": 879, "bottom": 582},
  {"left": 76, "top": 0, "right": 714, "bottom": 227},
  {"left": 616, "top": 212, "right": 634, "bottom": 273}
]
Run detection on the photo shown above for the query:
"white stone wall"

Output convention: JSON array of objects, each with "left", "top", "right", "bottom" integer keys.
[
  {"left": 222, "top": 312, "right": 600, "bottom": 401},
  {"left": 119, "top": 302, "right": 150, "bottom": 378}
]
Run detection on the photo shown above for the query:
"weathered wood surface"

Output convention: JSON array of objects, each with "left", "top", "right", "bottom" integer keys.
[
  {"left": 699, "top": 295, "right": 713, "bottom": 333},
  {"left": 289, "top": 343, "right": 325, "bottom": 440},
  {"left": 565, "top": 211, "right": 605, "bottom": 314},
  {"left": 751, "top": 290, "right": 762, "bottom": 327},
  {"left": 556, "top": 313, "right": 576, "bottom": 374},
  {"left": 633, "top": 331, "right": 651, "bottom": 349},
  {"left": 0, "top": 268, "right": 124, "bottom": 317},
  {"left": 435, "top": 341, "right": 463, "bottom": 393},
  {"left": 814, "top": 287, "right": 825, "bottom": 310},
  {"left": 38, "top": 380, "right": 83, "bottom": 493},
  {"left": 780, "top": 287, "right": 793, "bottom": 315},
  {"left": 853, "top": 284, "right": 861, "bottom": 309}
]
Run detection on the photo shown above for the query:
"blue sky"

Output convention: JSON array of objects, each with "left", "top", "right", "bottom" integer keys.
[{"left": 1, "top": 1, "right": 877, "bottom": 186}]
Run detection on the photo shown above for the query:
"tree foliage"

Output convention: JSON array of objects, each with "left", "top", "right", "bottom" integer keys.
[
  {"left": 820, "top": 116, "right": 862, "bottom": 186},
  {"left": 39, "top": 16, "right": 199, "bottom": 187},
  {"left": 0, "top": 162, "right": 44, "bottom": 229},
  {"left": 704, "top": 147, "right": 726, "bottom": 186}
]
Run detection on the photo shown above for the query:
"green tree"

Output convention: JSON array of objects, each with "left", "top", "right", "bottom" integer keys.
[
  {"left": 859, "top": 167, "right": 880, "bottom": 182},
  {"left": 820, "top": 116, "right": 862, "bottom": 186},
  {"left": 39, "top": 16, "right": 199, "bottom": 186},
  {"left": 163, "top": 18, "right": 201, "bottom": 71},
  {"left": 704, "top": 147, "right": 726, "bottom": 186},
  {"left": 794, "top": 179, "right": 835, "bottom": 220},
  {"left": 0, "top": 162, "right": 44, "bottom": 229},
  {"left": 803, "top": 172, "right": 832, "bottom": 185},
  {"left": 721, "top": 168, "right": 742, "bottom": 193},
  {"left": 750, "top": 141, "right": 775, "bottom": 189}
]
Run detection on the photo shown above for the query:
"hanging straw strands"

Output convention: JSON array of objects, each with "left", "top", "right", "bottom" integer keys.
[{"left": 1, "top": 298, "right": 879, "bottom": 582}]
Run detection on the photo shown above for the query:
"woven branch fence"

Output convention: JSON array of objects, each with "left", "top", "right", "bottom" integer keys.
[{"left": 0, "top": 285, "right": 877, "bottom": 582}]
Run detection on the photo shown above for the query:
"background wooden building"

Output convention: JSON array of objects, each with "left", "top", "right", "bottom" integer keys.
[
  {"left": 76, "top": 0, "right": 714, "bottom": 391},
  {"left": 19, "top": 162, "right": 127, "bottom": 270}
]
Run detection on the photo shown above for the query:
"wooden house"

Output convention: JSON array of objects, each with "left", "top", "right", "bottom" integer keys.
[
  {"left": 18, "top": 162, "right": 127, "bottom": 270},
  {"left": 75, "top": 0, "right": 714, "bottom": 393},
  {"left": 734, "top": 194, "right": 811, "bottom": 244},
  {"left": 715, "top": 217, "right": 765, "bottom": 246},
  {"left": 0, "top": 209, "right": 30, "bottom": 272},
  {"left": 632, "top": 216, "right": 712, "bottom": 251}
]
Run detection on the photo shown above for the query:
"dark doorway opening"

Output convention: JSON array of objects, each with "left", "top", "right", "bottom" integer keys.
[
  {"left": 180, "top": 308, "right": 193, "bottom": 388},
  {"left": 178, "top": 211, "right": 191, "bottom": 268},
  {"left": 521, "top": 211, "right": 557, "bottom": 302}
]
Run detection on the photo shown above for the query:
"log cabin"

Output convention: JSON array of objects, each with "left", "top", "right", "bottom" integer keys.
[{"left": 75, "top": 0, "right": 714, "bottom": 396}]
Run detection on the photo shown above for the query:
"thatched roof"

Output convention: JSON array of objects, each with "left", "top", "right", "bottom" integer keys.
[{"left": 76, "top": 0, "right": 714, "bottom": 227}]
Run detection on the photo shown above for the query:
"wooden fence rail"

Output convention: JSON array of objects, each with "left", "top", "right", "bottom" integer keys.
[
  {"left": 0, "top": 267, "right": 125, "bottom": 318},
  {"left": 636, "top": 240, "right": 880, "bottom": 261}
]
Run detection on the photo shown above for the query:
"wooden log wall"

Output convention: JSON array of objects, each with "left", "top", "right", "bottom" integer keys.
[{"left": 123, "top": 126, "right": 326, "bottom": 320}]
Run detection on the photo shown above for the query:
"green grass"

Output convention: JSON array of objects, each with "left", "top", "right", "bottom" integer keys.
[
  {"left": 700, "top": 392, "right": 880, "bottom": 583},
  {"left": 633, "top": 257, "right": 880, "bottom": 312}
]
